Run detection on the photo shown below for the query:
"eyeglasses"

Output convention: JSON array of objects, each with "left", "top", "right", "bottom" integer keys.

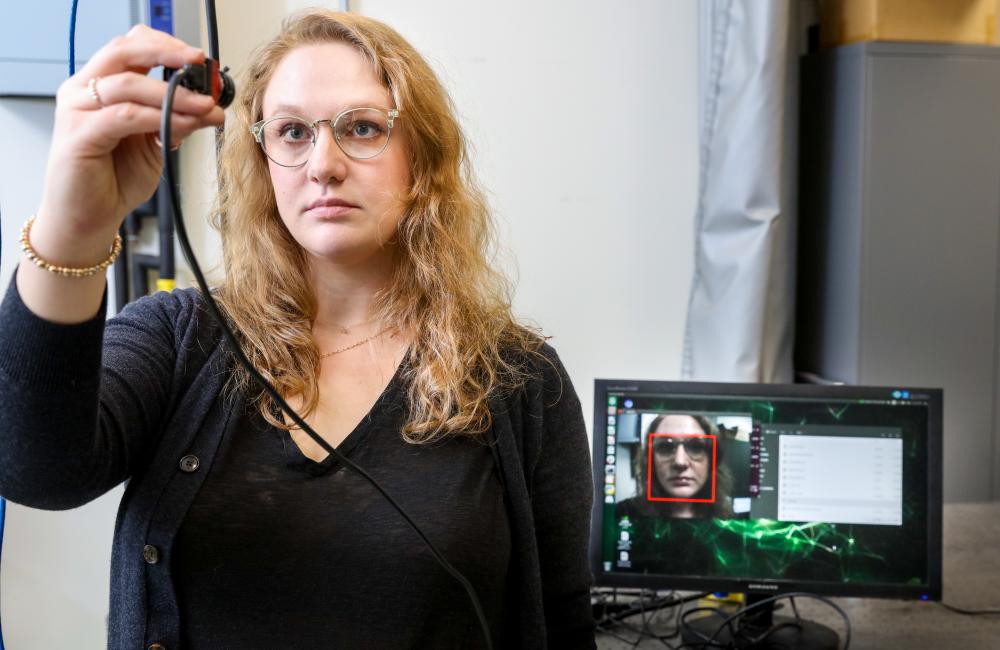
[
  {"left": 250, "top": 107, "right": 400, "bottom": 167},
  {"left": 652, "top": 437, "right": 710, "bottom": 461}
]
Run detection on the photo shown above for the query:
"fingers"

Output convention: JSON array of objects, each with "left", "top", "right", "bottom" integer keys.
[
  {"left": 77, "top": 24, "right": 204, "bottom": 80},
  {"left": 54, "top": 25, "right": 226, "bottom": 154},
  {"left": 84, "top": 102, "right": 224, "bottom": 148},
  {"left": 82, "top": 72, "right": 218, "bottom": 115},
  {"left": 39, "top": 27, "right": 223, "bottom": 238}
]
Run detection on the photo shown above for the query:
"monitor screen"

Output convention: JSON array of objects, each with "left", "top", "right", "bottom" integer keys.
[{"left": 591, "top": 380, "right": 943, "bottom": 600}]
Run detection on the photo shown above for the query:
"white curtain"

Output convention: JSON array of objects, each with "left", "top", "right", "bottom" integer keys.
[{"left": 682, "top": 0, "right": 799, "bottom": 383}]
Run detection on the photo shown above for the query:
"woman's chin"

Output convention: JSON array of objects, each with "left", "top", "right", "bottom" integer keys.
[{"left": 305, "top": 242, "right": 391, "bottom": 268}]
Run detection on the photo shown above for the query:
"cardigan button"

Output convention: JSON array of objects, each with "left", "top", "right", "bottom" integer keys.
[
  {"left": 143, "top": 544, "right": 160, "bottom": 565},
  {"left": 179, "top": 454, "right": 201, "bottom": 473}
]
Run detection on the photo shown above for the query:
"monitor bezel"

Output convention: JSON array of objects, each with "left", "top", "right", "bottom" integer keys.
[{"left": 590, "top": 379, "right": 943, "bottom": 601}]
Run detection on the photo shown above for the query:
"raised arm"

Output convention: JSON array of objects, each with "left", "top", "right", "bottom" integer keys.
[
  {"left": 17, "top": 24, "right": 223, "bottom": 324},
  {"left": 1, "top": 26, "right": 224, "bottom": 509}
]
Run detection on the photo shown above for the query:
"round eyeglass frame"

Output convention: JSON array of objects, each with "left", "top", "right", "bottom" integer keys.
[
  {"left": 250, "top": 107, "right": 400, "bottom": 167},
  {"left": 651, "top": 435, "right": 711, "bottom": 460}
]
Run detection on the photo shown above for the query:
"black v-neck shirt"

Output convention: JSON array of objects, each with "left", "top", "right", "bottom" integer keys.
[{"left": 172, "top": 370, "right": 510, "bottom": 649}]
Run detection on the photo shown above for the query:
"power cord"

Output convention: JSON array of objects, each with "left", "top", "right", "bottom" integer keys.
[
  {"left": 594, "top": 589, "right": 710, "bottom": 648},
  {"left": 679, "top": 592, "right": 852, "bottom": 650},
  {"left": 596, "top": 589, "right": 710, "bottom": 627},
  {"left": 160, "top": 64, "right": 493, "bottom": 650}
]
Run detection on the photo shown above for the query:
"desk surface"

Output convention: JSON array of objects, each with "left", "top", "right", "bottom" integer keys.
[{"left": 596, "top": 502, "right": 1000, "bottom": 649}]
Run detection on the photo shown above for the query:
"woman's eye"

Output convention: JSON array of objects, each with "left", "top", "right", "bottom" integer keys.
[
  {"left": 279, "top": 123, "right": 310, "bottom": 141},
  {"left": 348, "top": 121, "right": 382, "bottom": 138},
  {"left": 654, "top": 442, "right": 679, "bottom": 455}
]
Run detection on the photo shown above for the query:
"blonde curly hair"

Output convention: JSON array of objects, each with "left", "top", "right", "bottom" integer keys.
[{"left": 212, "top": 9, "right": 545, "bottom": 442}]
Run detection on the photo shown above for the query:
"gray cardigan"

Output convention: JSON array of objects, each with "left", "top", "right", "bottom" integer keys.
[{"left": 0, "top": 282, "right": 596, "bottom": 649}]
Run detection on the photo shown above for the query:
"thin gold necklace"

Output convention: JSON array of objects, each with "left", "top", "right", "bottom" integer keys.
[
  {"left": 320, "top": 325, "right": 395, "bottom": 358},
  {"left": 330, "top": 318, "right": 375, "bottom": 335}
]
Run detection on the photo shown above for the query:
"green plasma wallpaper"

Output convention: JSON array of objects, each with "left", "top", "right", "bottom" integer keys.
[{"left": 602, "top": 396, "right": 930, "bottom": 588}]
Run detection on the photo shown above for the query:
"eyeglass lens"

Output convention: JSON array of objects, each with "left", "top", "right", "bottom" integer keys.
[
  {"left": 653, "top": 437, "right": 710, "bottom": 459},
  {"left": 258, "top": 108, "right": 392, "bottom": 165}
]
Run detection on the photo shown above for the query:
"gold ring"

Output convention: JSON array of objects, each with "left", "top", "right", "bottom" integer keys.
[{"left": 88, "top": 76, "right": 105, "bottom": 107}]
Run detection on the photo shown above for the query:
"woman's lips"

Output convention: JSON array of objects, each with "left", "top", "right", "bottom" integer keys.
[
  {"left": 307, "top": 204, "right": 357, "bottom": 218},
  {"left": 306, "top": 198, "right": 360, "bottom": 218}
]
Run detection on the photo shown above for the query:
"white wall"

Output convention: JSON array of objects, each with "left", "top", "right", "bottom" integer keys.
[
  {"left": 0, "top": 1, "right": 698, "bottom": 646},
  {"left": 351, "top": 0, "right": 700, "bottom": 418}
]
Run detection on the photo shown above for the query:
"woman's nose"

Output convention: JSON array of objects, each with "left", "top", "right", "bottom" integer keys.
[
  {"left": 671, "top": 444, "right": 690, "bottom": 467},
  {"left": 306, "top": 123, "right": 349, "bottom": 184}
]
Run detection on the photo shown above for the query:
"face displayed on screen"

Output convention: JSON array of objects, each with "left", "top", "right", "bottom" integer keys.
[
  {"left": 599, "top": 383, "right": 938, "bottom": 599},
  {"left": 651, "top": 415, "right": 710, "bottom": 499}
]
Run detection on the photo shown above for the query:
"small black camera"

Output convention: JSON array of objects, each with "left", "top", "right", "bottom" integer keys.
[{"left": 168, "top": 57, "right": 235, "bottom": 108}]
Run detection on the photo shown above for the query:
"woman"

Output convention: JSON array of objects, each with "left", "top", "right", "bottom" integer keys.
[
  {"left": 617, "top": 414, "right": 733, "bottom": 519},
  {"left": 0, "top": 10, "right": 594, "bottom": 649}
]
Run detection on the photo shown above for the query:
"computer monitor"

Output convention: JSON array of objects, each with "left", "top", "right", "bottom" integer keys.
[{"left": 591, "top": 380, "right": 943, "bottom": 647}]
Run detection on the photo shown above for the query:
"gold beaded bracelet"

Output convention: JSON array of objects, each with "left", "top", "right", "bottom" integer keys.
[{"left": 20, "top": 214, "right": 123, "bottom": 279}]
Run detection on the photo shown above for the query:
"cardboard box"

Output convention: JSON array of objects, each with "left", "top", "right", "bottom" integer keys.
[{"left": 821, "top": 0, "right": 999, "bottom": 48}]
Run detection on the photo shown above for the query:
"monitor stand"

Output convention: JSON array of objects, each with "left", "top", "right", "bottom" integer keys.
[{"left": 680, "top": 594, "right": 840, "bottom": 650}]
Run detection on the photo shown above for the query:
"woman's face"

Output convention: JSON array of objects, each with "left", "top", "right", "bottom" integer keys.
[
  {"left": 651, "top": 415, "right": 711, "bottom": 499},
  {"left": 261, "top": 42, "right": 411, "bottom": 270}
]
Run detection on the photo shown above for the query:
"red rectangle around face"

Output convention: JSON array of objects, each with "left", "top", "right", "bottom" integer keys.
[{"left": 646, "top": 433, "right": 717, "bottom": 503}]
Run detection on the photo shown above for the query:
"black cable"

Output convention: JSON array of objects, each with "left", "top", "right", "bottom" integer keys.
[
  {"left": 653, "top": 591, "right": 686, "bottom": 646},
  {"left": 156, "top": 147, "right": 175, "bottom": 287},
  {"left": 938, "top": 601, "right": 1000, "bottom": 616},
  {"left": 634, "top": 589, "right": 679, "bottom": 648},
  {"left": 599, "top": 591, "right": 710, "bottom": 626},
  {"left": 687, "top": 592, "right": 852, "bottom": 650},
  {"left": 596, "top": 591, "right": 709, "bottom": 649},
  {"left": 203, "top": 1, "right": 226, "bottom": 173},
  {"left": 160, "top": 70, "right": 493, "bottom": 650},
  {"left": 634, "top": 591, "right": 649, "bottom": 648},
  {"left": 204, "top": 0, "right": 220, "bottom": 62},
  {"left": 637, "top": 592, "right": 679, "bottom": 645},
  {"left": 744, "top": 620, "right": 805, "bottom": 646},
  {"left": 677, "top": 606, "right": 731, "bottom": 650}
]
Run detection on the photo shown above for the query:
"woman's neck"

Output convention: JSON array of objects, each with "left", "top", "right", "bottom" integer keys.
[
  {"left": 670, "top": 503, "right": 697, "bottom": 518},
  {"left": 307, "top": 255, "right": 394, "bottom": 336}
]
